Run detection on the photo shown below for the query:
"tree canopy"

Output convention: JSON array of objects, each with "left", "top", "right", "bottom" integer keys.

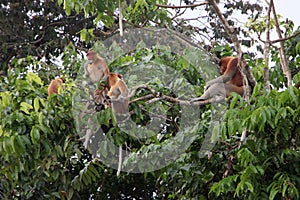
[{"left": 1, "top": 0, "right": 300, "bottom": 199}]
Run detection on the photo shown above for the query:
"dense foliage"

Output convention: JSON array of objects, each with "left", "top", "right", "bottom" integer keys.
[{"left": 1, "top": 0, "right": 300, "bottom": 199}]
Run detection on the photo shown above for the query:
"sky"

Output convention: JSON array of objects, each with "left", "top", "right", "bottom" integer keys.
[
  {"left": 168, "top": 0, "right": 300, "bottom": 27},
  {"left": 273, "top": 0, "right": 300, "bottom": 27}
]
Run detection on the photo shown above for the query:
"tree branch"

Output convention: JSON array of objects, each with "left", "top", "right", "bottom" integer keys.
[
  {"left": 207, "top": 0, "right": 253, "bottom": 101},
  {"left": 128, "top": 84, "right": 225, "bottom": 106},
  {"left": 258, "top": 30, "right": 300, "bottom": 44},
  {"left": 271, "top": 0, "right": 292, "bottom": 86},
  {"left": 263, "top": 0, "right": 272, "bottom": 92},
  {"left": 156, "top": 2, "right": 208, "bottom": 9}
]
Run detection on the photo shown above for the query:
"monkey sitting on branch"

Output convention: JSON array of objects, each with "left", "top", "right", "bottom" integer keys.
[
  {"left": 84, "top": 50, "right": 110, "bottom": 83},
  {"left": 191, "top": 56, "right": 250, "bottom": 102},
  {"left": 48, "top": 77, "right": 65, "bottom": 96}
]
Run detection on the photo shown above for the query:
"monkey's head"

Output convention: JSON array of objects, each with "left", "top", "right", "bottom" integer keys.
[
  {"left": 86, "top": 50, "right": 97, "bottom": 61},
  {"left": 58, "top": 77, "right": 65, "bottom": 83},
  {"left": 219, "top": 56, "right": 234, "bottom": 74}
]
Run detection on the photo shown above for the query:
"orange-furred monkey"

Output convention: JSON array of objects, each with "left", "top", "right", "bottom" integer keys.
[
  {"left": 84, "top": 50, "right": 109, "bottom": 83},
  {"left": 192, "top": 56, "right": 245, "bottom": 101},
  {"left": 48, "top": 78, "right": 65, "bottom": 96},
  {"left": 106, "top": 73, "right": 129, "bottom": 120},
  {"left": 94, "top": 86, "right": 111, "bottom": 112}
]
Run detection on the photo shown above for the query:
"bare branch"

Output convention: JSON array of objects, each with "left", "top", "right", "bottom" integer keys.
[
  {"left": 263, "top": 0, "right": 272, "bottom": 92},
  {"left": 128, "top": 84, "right": 225, "bottom": 106},
  {"left": 129, "top": 94, "right": 154, "bottom": 104},
  {"left": 156, "top": 2, "right": 208, "bottom": 9},
  {"left": 129, "top": 84, "right": 157, "bottom": 98},
  {"left": 258, "top": 31, "right": 300, "bottom": 44},
  {"left": 271, "top": 0, "right": 292, "bottom": 86}
]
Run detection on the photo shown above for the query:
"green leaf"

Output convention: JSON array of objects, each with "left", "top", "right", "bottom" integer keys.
[
  {"left": 229, "top": 93, "right": 239, "bottom": 109},
  {"left": 95, "top": 0, "right": 107, "bottom": 12},
  {"left": 57, "top": 0, "right": 63, "bottom": 6},
  {"left": 282, "top": 180, "right": 288, "bottom": 197},
  {"left": 67, "top": 188, "right": 74, "bottom": 200},
  {"left": 275, "top": 107, "right": 286, "bottom": 124},
  {"left": 34, "top": 98, "right": 40, "bottom": 112},
  {"left": 15, "top": 135, "right": 26, "bottom": 154},
  {"left": 288, "top": 87, "right": 298, "bottom": 106},
  {"left": 26, "top": 72, "right": 43, "bottom": 85},
  {"left": 52, "top": 192, "right": 61, "bottom": 199},
  {"left": 64, "top": 0, "right": 73, "bottom": 15},
  {"left": 227, "top": 119, "right": 234, "bottom": 136},
  {"left": 244, "top": 181, "right": 254, "bottom": 193},
  {"left": 1, "top": 92, "right": 11, "bottom": 107},
  {"left": 295, "top": 42, "right": 300, "bottom": 54},
  {"left": 269, "top": 188, "right": 279, "bottom": 200},
  {"left": 100, "top": 141, "right": 108, "bottom": 157},
  {"left": 80, "top": 28, "right": 87, "bottom": 42},
  {"left": 220, "top": 121, "right": 227, "bottom": 139},
  {"left": 41, "top": 140, "right": 51, "bottom": 156},
  {"left": 88, "top": 165, "right": 100, "bottom": 178},
  {"left": 211, "top": 123, "right": 220, "bottom": 142},
  {"left": 10, "top": 135, "right": 17, "bottom": 153},
  {"left": 30, "top": 126, "right": 40, "bottom": 144},
  {"left": 20, "top": 102, "right": 33, "bottom": 114}
]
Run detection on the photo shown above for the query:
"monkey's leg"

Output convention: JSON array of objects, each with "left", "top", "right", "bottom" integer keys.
[{"left": 190, "top": 83, "right": 227, "bottom": 102}]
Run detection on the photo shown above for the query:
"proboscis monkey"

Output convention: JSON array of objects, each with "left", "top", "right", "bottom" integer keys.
[
  {"left": 106, "top": 73, "right": 129, "bottom": 119},
  {"left": 191, "top": 56, "right": 245, "bottom": 101},
  {"left": 94, "top": 86, "right": 111, "bottom": 112},
  {"left": 48, "top": 78, "right": 65, "bottom": 96},
  {"left": 106, "top": 73, "right": 129, "bottom": 177},
  {"left": 84, "top": 50, "right": 109, "bottom": 83}
]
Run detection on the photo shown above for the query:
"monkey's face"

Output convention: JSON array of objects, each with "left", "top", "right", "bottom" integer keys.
[
  {"left": 220, "top": 65, "right": 227, "bottom": 74},
  {"left": 86, "top": 50, "right": 97, "bottom": 61}
]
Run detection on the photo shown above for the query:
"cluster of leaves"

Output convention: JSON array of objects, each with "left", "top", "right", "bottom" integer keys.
[
  {"left": 156, "top": 87, "right": 300, "bottom": 200},
  {"left": 0, "top": 71, "right": 89, "bottom": 199},
  {"left": 3, "top": 40, "right": 299, "bottom": 199},
  {"left": 0, "top": 45, "right": 210, "bottom": 199},
  {"left": 2, "top": 0, "right": 300, "bottom": 199},
  {"left": 0, "top": 0, "right": 95, "bottom": 74},
  {"left": 210, "top": 85, "right": 300, "bottom": 199}
]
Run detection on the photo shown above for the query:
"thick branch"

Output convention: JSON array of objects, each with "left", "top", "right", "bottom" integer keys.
[
  {"left": 119, "top": 0, "right": 123, "bottom": 37},
  {"left": 128, "top": 84, "right": 225, "bottom": 106},
  {"left": 271, "top": 1, "right": 292, "bottom": 86},
  {"left": 263, "top": 0, "right": 272, "bottom": 92},
  {"left": 207, "top": 0, "right": 241, "bottom": 53}
]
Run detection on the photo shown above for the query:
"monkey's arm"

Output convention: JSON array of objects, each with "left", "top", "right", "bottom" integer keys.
[
  {"left": 84, "top": 62, "right": 89, "bottom": 77},
  {"left": 109, "top": 89, "right": 128, "bottom": 102},
  {"left": 205, "top": 58, "right": 239, "bottom": 90},
  {"left": 205, "top": 74, "right": 232, "bottom": 88}
]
